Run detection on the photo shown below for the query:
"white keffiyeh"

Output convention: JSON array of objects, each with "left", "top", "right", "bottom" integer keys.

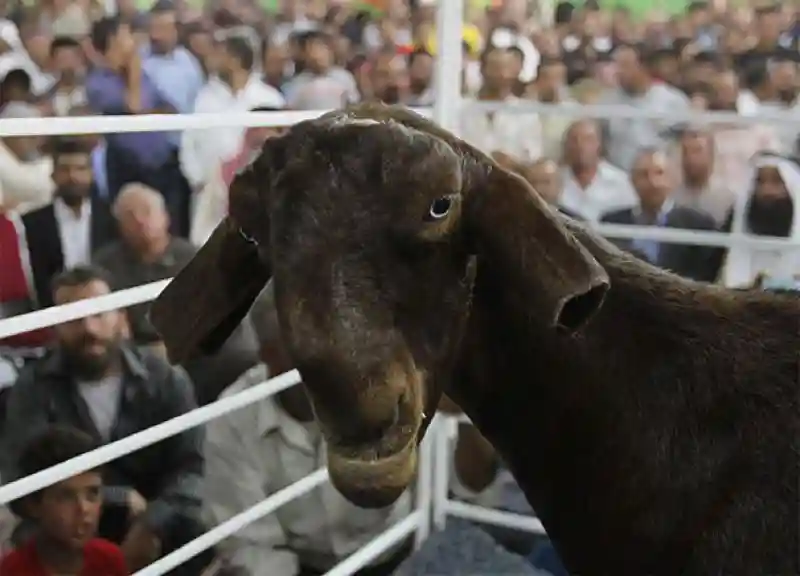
[{"left": 721, "top": 155, "right": 800, "bottom": 288}]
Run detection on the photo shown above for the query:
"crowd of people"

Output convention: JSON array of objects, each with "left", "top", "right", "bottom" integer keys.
[{"left": 0, "top": 0, "right": 797, "bottom": 574}]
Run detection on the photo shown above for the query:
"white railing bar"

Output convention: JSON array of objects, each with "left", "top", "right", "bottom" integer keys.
[
  {"left": 0, "top": 108, "right": 433, "bottom": 137},
  {"left": 444, "top": 500, "right": 547, "bottom": 534},
  {"left": 413, "top": 426, "right": 434, "bottom": 550},
  {"left": 0, "top": 279, "right": 168, "bottom": 339},
  {"left": 465, "top": 100, "right": 800, "bottom": 127},
  {"left": 592, "top": 224, "right": 800, "bottom": 249},
  {"left": 0, "top": 226, "right": 796, "bottom": 340},
  {"left": 0, "top": 370, "right": 302, "bottom": 504},
  {"left": 134, "top": 468, "right": 329, "bottom": 576},
  {"left": 324, "top": 512, "right": 422, "bottom": 576}
]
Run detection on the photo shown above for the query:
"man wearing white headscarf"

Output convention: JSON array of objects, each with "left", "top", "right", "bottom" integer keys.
[{"left": 720, "top": 154, "right": 800, "bottom": 288}]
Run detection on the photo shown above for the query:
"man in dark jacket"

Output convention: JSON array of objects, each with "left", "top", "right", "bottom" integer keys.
[
  {"left": 0, "top": 265, "right": 210, "bottom": 574},
  {"left": 600, "top": 148, "right": 719, "bottom": 282}
]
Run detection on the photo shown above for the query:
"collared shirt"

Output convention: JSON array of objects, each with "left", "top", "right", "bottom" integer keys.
[
  {"left": 179, "top": 75, "right": 286, "bottom": 188},
  {"left": 560, "top": 161, "right": 638, "bottom": 222},
  {"left": 600, "top": 83, "right": 691, "bottom": 172},
  {"left": 53, "top": 197, "right": 92, "bottom": 269},
  {"left": 142, "top": 45, "right": 205, "bottom": 147},
  {"left": 141, "top": 45, "right": 204, "bottom": 115},
  {"left": 85, "top": 67, "right": 174, "bottom": 168},
  {"left": 459, "top": 96, "right": 543, "bottom": 162},
  {"left": 203, "top": 364, "right": 412, "bottom": 575},
  {"left": 631, "top": 198, "right": 675, "bottom": 264}
]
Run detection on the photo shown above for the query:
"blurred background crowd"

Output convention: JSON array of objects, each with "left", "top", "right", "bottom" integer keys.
[{"left": 0, "top": 0, "right": 797, "bottom": 574}]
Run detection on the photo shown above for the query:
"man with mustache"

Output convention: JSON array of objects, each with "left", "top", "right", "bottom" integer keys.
[
  {"left": 22, "top": 138, "right": 117, "bottom": 310},
  {"left": 0, "top": 266, "right": 211, "bottom": 574}
]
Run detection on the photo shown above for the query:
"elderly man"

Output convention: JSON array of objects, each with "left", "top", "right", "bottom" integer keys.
[{"left": 94, "top": 183, "right": 258, "bottom": 404}]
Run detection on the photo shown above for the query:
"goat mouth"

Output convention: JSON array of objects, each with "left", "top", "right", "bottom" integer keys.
[{"left": 326, "top": 388, "right": 423, "bottom": 508}]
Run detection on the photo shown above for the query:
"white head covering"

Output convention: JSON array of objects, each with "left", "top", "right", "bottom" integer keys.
[{"left": 721, "top": 154, "right": 800, "bottom": 288}]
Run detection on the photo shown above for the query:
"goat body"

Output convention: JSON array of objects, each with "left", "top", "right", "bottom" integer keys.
[{"left": 452, "top": 220, "right": 800, "bottom": 575}]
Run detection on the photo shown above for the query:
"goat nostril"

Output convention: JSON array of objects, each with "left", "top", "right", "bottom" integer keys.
[{"left": 336, "top": 396, "right": 403, "bottom": 448}]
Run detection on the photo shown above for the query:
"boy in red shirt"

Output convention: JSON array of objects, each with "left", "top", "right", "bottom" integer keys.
[{"left": 0, "top": 425, "right": 127, "bottom": 575}]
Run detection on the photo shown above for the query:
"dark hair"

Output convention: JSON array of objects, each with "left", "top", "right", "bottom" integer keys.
[
  {"left": 223, "top": 36, "right": 254, "bottom": 72},
  {"left": 52, "top": 138, "right": 90, "bottom": 163},
  {"left": 51, "top": 265, "right": 113, "bottom": 297},
  {"left": 0, "top": 68, "right": 31, "bottom": 92},
  {"left": 297, "top": 29, "right": 331, "bottom": 51},
  {"left": 150, "top": 0, "right": 175, "bottom": 15},
  {"left": 743, "top": 62, "right": 770, "bottom": 90},
  {"left": 407, "top": 48, "right": 432, "bottom": 68},
  {"left": 49, "top": 36, "right": 81, "bottom": 57},
  {"left": 10, "top": 425, "right": 100, "bottom": 515},
  {"left": 91, "top": 16, "right": 124, "bottom": 54},
  {"left": 554, "top": 1, "right": 575, "bottom": 25}
]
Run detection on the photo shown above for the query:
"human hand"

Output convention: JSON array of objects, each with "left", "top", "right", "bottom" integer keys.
[
  {"left": 121, "top": 520, "right": 161, "bottom": 572},
  {"left": 126, "top": 489, "right": 148, "bottom": 518}
]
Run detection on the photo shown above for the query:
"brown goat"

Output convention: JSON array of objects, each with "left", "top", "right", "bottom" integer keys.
[{"left": 149, "top": 104, "right": 799, "bottom": 576}]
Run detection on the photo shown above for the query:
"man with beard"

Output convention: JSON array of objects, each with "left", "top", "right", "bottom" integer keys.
[
  {"left": 141, "top": 0, "right": 203, "bottom": 118},
  {"left": 22, "top": 138, "right": 117, "bottom": 309},
  {"left": 718, "top": 154, "right": 800, "bottom": 287},
  {"left": 0, "top": 265, "right": 211, "bottom": 575},
  {"left": 367, "top": 49, "right": 409, "bottom": 105}
]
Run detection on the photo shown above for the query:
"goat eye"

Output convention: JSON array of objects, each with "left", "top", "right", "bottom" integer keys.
[{"left": 427, "top": 197, "right": 452, "bottom": 221}]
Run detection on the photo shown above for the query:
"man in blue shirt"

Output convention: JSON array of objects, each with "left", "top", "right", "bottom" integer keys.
[{"left": 85, "top": 16, "right": 192, "bottom": 237}]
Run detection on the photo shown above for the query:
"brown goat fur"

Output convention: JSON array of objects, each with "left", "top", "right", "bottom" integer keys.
[{"left": 150, "top": 104, "right": 800, "bottom": 576}]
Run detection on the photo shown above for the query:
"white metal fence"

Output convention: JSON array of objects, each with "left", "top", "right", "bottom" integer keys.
[{"left": 1, "top": 0, "right": 799, "bottom": 572}]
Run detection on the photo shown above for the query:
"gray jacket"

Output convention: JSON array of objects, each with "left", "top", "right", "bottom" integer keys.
[{"left": 0, "top": 344, "right": 204, "bottom": 539}]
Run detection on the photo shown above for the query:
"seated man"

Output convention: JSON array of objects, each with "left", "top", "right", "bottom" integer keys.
[
  {"left": 0, "top": 425, "right": 127, "bottom": 576},
  {"left": 0, "top": 265, "right": 209, "bottom": 574},
  {"left": 203, "top": 281, "right": 412, "bottom": 576},
  {"left": 94, "top": 183, "right": 258, "bottom": 404},
  {"left": 600, "top": 148, "right": 718, "bottom": 282}
]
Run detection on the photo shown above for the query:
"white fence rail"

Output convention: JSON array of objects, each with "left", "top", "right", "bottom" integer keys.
[{"left": 1, "top": 5, "right": 799, "bottom": 568}]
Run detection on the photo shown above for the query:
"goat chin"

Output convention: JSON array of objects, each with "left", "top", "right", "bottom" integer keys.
[{"left": 327, "top": 440, "right": 418, "bottom": 509}]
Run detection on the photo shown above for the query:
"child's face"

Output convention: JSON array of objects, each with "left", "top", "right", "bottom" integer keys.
[{"left": 30, "top": 472, "right": 103, "bottom": 550}]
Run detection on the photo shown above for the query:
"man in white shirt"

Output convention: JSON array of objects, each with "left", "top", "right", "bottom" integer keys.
[
  {"left": 559, "top": 119, "right": 637, "bottom": 222},
  {"left": 459, "top": 45, "right": 543, "bottom": 162},
  {"left": 180, "top": 36, "right": 285, "bottom": 192},
  {"left": 203, "top": 282, "right": 411, "bottom": 576}
]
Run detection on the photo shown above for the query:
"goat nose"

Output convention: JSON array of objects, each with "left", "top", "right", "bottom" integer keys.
[{"left": 336, "top": 388, "right": 403, "bottom": 446}]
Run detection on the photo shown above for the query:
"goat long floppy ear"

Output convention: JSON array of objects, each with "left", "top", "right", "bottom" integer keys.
[
  {"left": 149, "top": 161, "right": 271, "bottom": 365},
  {"left": 467, "top": 165, "right": 609, "bottom": 332}
]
